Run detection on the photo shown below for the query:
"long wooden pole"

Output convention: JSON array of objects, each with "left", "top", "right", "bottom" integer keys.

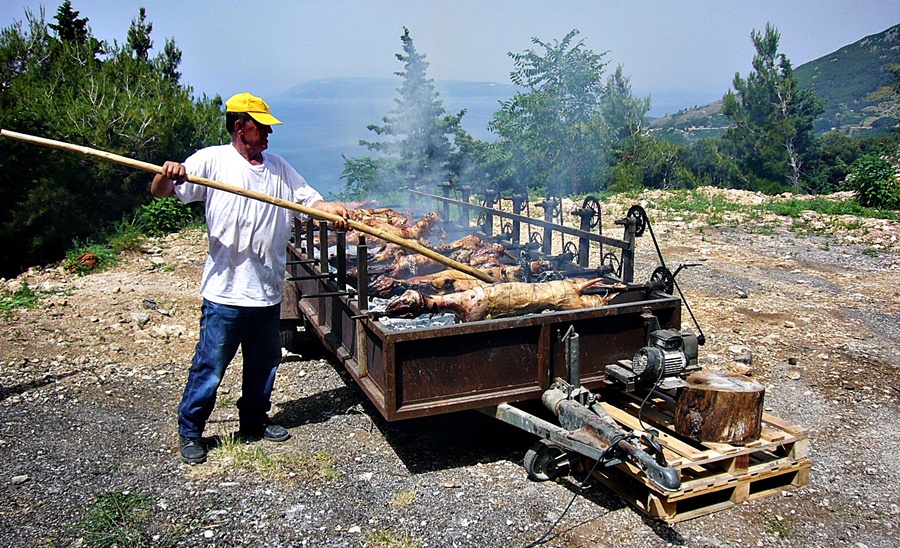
[{"left": 0, "top": 129, "right": 494, "bottom": 282}]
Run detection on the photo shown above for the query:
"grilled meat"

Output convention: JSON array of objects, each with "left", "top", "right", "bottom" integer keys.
[
  {"left": 384, "top": 278, "right": 627, "bottom": 322},
  {"left": 369, "top": 261, "right": 554, "bottom": 297}
]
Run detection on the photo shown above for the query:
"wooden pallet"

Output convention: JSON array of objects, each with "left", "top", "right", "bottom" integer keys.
[{"left": 590, "top": 391, "right": 810, "bottom": 523}]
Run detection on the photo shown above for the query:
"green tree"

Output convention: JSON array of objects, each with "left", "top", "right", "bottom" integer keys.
[
  {"left": 682, "top": 137, "right": 744, "bottom": 188},
  {"left": 846, "top": 153, "right": 900, "bottom": 209},
  {"left": 610, "top": 137, "right": 694, "bottom": 192},
  {"left": 344, "top": 27, "right": 473, "bottom": 199},
  {"left": 48, "top": 0, "right": 87, "bottom": 44},
  {"left": 125, "top": 7, "right": 152, "bottom": 60},
  {"left": 602, "top": 65, "right": 651, "bottom": 146},
  {"left": 722, "top": 23, "right": 824, "bottom": 191},
  {"left": 489, "top": 29, "right": 609, "bottom": 196},
  {"left": 804, "top": 131, "right": 866, "bottom": 194},
  {"left": 0, "top": 5, "right": 224, "bottom": 278}
]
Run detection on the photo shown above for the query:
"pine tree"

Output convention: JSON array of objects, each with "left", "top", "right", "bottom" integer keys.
[
  {"left": 126, "top": 7, "right": 153, "bottom": 60},
  {"left": 722, "top": 23, "right": 824, "bottom": 191},
  {"left": 344, "top": 27, "right": 469, "bottom": 197},
  {"left": 49, "top": 0, "right": 88, "bottom": 44}
]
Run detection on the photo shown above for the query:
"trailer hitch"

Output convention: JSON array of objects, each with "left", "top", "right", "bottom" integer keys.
[
  {"left": 508, "top": 325, "right": 682, "bottom": 492},
  {"left": 542, "top": 383, "right": 682, "bottom": 492}
]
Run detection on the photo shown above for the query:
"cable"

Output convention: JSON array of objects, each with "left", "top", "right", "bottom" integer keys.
[
  {"left": 523, "top": 434, "right": 632, "bottom": 548},
  {"left": 641, "top": 208, "right": 706, "bottom": 345},
  {"left": 637, "top": 363, "right": 667, "bottom": 433}
]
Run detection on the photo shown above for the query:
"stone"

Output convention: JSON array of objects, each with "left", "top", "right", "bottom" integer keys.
[
  {"left": 131, "top": 312, "right": 151, "bottom": 327},
  {"left": 6, "top": 279, "right": 25, "bottom": 294}
]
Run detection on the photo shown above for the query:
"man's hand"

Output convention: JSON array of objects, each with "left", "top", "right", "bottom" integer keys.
[
  {"left": 151, "top": 161, "right": 187, "bottom": 197},
  {"left": 313, "top": 201, "right": 349, "bottom": 231},
  {"left": 160, "top": 161, "right": 187, "bottom": 183}
]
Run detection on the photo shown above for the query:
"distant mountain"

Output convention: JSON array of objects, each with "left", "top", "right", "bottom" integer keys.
[
  {"left": 281, "top": 77, "right": 519, "bottom": 103},
  {"left": 649, "top": 23, "right": 900, "bottom": 142},
  {"left": 281, "top": 77, "right": 398, "bottom": 100},
  {"left": 796, "top": 23, "right": 900, "bottom": 133},
  {"left": 646, "top": 100, "right": 729, "bottom": 144}
]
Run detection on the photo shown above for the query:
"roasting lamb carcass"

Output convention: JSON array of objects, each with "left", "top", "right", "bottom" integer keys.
[
  {"left": 369, "top": 261, "right": 554, "bottom": 298},
  {"left": 384, "top": 278, "right": 627, "bottom": 322},
  {"left": 345, "top": 210, "right": 443, "bottom": 245}
]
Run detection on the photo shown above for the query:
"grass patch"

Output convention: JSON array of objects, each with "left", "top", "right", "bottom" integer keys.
[
  {"left": 655, "top": 189, "right": 748, "bottom": 215},
  {"left": 107, "top": 219, "right": 148, "bottom": 254},
  {"left": 764, "top": 516, "right": 795, "bottom": 540},
  {"left": 196, "top": 433, "right": 340, "bottom": 481},
  {"left": 63, "top": 242, "right": 118, "bottom": 276},
  {"left": 390, "top": 489, "right": 417, "bottom": 507},
  {"left": 217, "top": 396, "right": 238, "bottom": 408},
  {"left": 74, "top": 490, "right": 153, "bottom": 547},
  {"left": 364, "top": 528, "right": 421, "bottom": 548},
  {"left": 0, "top": 282, "right": 41, "bottom": 315},
  {"left": 763, "top": 197, "right": 900, "bottom": 220}
]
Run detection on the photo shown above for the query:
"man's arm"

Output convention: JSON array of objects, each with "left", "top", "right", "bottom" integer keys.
[{"left": 151, "top": 161, "right": 187, "bottom": 197}]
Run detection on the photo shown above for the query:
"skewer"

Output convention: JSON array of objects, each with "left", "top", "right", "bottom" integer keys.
[{"left": 1, "top": 129, "right": 495, "bottom": 282}]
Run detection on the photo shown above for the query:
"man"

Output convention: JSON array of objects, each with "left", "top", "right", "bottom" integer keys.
[{"left": 151, "top": 92, "right": 348, "bottom": 464}]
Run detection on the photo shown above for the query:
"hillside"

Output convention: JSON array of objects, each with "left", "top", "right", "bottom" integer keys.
[
  {"left": 649, "top": 23, "right": 900, "bottom": 142},
  {"left": 797, "top": 23, "right": 900, "bottom": 134}
]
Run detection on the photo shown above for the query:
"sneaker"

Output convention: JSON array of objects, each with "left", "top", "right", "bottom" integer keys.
[
  {"left": 180, "top": 436, "right": 207, "bottom": 464},
  {"left": 239, "top": 423, "right": 290, "bottom": 443}
]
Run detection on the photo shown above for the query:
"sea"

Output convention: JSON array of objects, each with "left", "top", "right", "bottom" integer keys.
[{"left": 266, "top": 93, "right": 506, "bottom": 199}]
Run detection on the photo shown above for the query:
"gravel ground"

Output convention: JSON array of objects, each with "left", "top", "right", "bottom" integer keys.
[{"left": 1, "top": 188, "right": 899, "bottom": 547}]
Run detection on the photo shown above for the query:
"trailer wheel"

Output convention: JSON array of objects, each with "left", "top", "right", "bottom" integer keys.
[{"left": 523, "top": 439, "right": 569, "bottom": 482}]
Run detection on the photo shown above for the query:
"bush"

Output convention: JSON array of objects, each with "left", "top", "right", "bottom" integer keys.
[
  {"left": 847, "top": 154, "right": 900, "bottom": 209},
  {"left": 107, "top": 219, "right": 148, "bottom": 253},
  {"left": 137, "top": 197, "right": 198, "bottom": 236},
  {"left": 0, "top": 7, "right": 224, "bottom": 279}
]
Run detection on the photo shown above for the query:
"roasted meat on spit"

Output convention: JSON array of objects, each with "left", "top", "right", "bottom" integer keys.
[
  {"left": 384, "top": 278, "right": 628, "bottom": 322},
  {"left": 343, "top": 209, "right": 443, "bottom": 244},
  {"left": 368, "top": 260, "right": 554, "bottom": 297}
]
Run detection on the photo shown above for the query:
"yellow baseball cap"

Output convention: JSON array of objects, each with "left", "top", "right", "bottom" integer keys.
[{"left": 225, "top": 92, "right": 282, "bottom": 126}]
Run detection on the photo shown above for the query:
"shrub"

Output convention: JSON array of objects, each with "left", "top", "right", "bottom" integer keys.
[
  {"left": 107, "top": 219, "right": 148, "bottom": 253},
  {"left": 847, "top": 154, "right": 900, "bottom": 209},
  {"left": 137, "top": 197, "right": 198, "bottom": 236}
]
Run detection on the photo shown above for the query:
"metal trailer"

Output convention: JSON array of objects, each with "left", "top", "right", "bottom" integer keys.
[{"left": 280, "top": 192, "right": 697, "bottom": 492}]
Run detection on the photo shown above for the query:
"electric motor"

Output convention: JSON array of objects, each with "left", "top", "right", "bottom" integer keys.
[{"left": 631, "top": 329, "right": 696, "bottom": 383}]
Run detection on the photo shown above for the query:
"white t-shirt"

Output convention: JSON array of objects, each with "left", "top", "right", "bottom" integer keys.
[{"left": 174, "top": 144, "right": 323, "bottom": 307}]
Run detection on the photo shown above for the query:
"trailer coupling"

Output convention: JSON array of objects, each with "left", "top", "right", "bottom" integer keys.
[
  {"left": 483, "top": 382, "right": 681, "bottom": 492},
  {"left": 543, "top": 383, "right": 681, "bottom": 492}
]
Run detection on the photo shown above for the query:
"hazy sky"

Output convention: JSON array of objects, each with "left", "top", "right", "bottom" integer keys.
[{"left": 2, "top": 0, "right": 899, "bottom": 111}]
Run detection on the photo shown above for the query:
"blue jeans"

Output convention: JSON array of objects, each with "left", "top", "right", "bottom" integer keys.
[{"left": 178, "top": 299, "right": 282, "bottom": 438}]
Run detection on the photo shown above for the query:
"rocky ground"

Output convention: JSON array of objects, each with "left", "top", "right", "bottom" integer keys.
[{"left": 1, "top": 187, "right": 899, "bottom": 547}]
